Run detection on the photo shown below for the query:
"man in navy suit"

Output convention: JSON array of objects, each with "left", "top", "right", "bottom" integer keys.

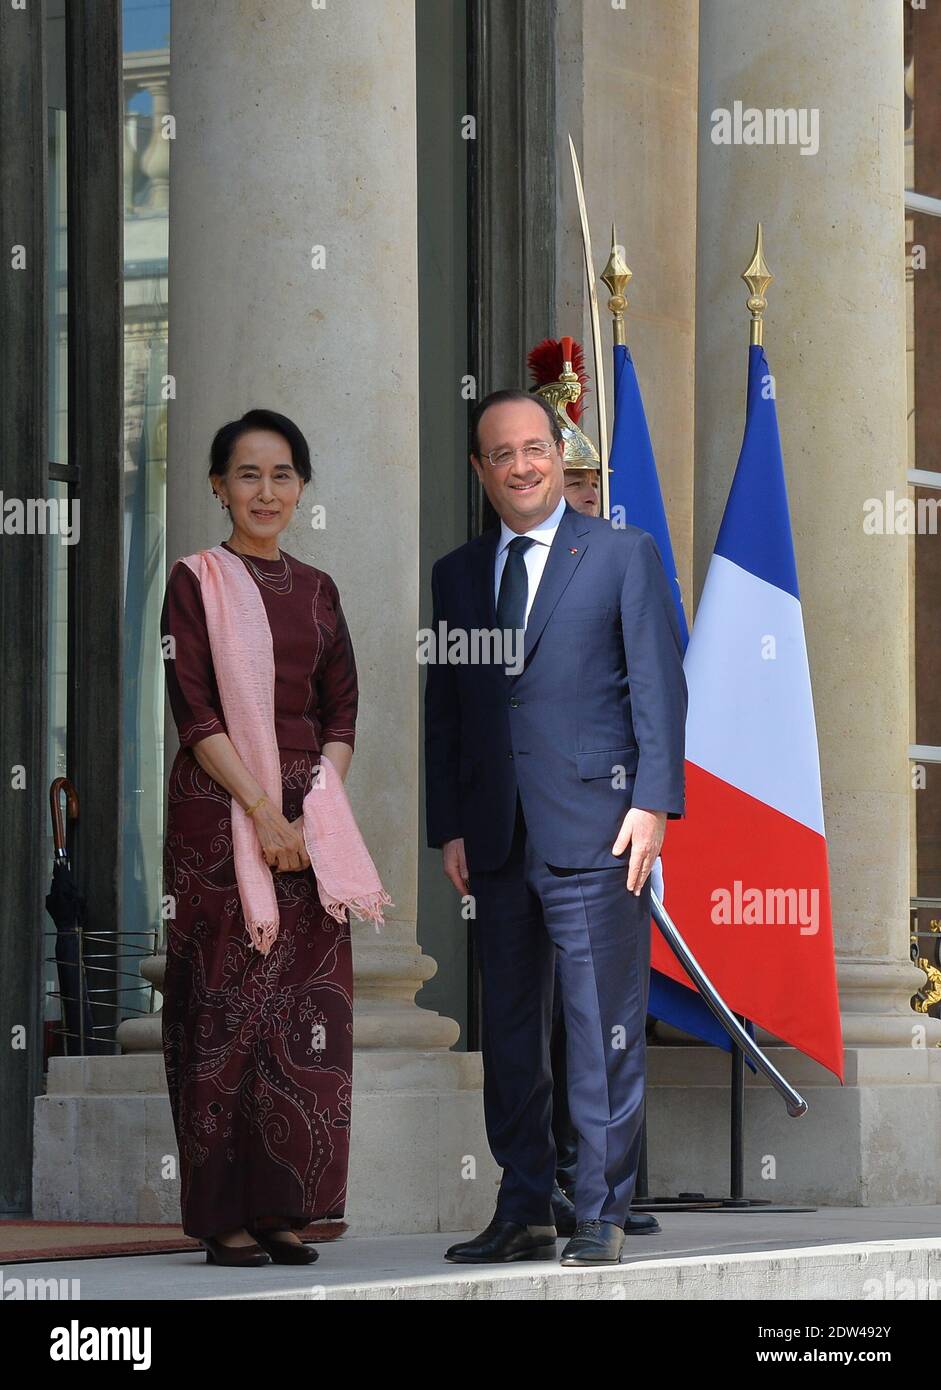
[{"left": 424, "top": 389, "right": 687, "bottom": 1265}]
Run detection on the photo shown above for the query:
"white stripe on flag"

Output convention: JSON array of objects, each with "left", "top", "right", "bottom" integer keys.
[{"left": 684, "top": 553, "right": 825, "bottom": 835}]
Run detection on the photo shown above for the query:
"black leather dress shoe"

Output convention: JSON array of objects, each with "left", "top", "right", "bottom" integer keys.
[
  {"left": 554, "top": 1192, "right": 661, "bottom": 1237},
  {"left": 559, "top": 1219, "right": 625, "bottom": 1266},
  {"left": 626, "top": 1211, "right": 661, "bottom": 1235},
  {"left": 445, "top": 1218, "right": 558, "bottom": 1264},
  {"left": 551, "top": 1182, "right": 577, "bottom": 1236}
]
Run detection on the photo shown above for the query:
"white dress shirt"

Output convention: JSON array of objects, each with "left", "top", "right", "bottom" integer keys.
[{"left": 493, "top": 495, "right": 567, "bottom": 627}]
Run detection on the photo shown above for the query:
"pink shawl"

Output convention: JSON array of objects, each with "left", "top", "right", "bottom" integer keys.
[{"left": 180, "top": 544, "right": 391, "bottom": 954}]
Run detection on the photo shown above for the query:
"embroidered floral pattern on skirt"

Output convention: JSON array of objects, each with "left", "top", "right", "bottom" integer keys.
[{"left": 162, "top": 747, "right": 352, "bottom": 1238}]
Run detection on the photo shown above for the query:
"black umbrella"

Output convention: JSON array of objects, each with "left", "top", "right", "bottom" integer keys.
[{"left": 44, "top": 778, "right": 108, "bottom": 1056}]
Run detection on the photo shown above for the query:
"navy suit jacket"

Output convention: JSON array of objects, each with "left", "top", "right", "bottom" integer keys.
[{"left": 424, "top": 501, "right": 688, "bottom": 872}]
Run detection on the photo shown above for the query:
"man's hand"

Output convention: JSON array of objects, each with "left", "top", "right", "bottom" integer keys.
[
  {"left": 442, "top": 837, "right": 470, "bottom": 895},
  {"left": 612, "top": 808, "right": 668, "bottom": 896}
]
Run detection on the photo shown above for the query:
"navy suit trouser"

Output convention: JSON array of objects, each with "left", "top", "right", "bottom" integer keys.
[
  {"left": 550, "top": 960, "right": 578, "bottom": 1193},
  {"left": 469, "top": 797, "right": 651, "bottom": 1227}
]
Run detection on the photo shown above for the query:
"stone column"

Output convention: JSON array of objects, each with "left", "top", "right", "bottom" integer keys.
[
  {"left": 646, "top": 0, "right": 941, "bottom": 1206},
  {"left": 35, "top": 0, "right": 499, "bottom": 1236},
  {"left": 554, "top": 0, "right": 699, "bottom": 606}
]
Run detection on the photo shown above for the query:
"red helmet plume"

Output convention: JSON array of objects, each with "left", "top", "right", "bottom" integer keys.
[{"left": 526, "top": 337, "right": 591, "bottom": 424}]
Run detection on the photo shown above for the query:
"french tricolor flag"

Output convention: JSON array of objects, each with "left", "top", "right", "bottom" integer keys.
[{"left": 657, "top": 345, "right": 844, "bottom": 1081}]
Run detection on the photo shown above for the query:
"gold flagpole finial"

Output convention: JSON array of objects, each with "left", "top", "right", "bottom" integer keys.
[
  {"left": 742, "top": 222, "right": 773, "bottom": 347},
  {"left": 600, "top": 224, "right": 632, "bottom": 348}
]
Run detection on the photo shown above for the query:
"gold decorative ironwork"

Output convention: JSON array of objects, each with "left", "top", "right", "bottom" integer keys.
[{"left": 911, "top": 957, "right": 941, "bottom": 1014}]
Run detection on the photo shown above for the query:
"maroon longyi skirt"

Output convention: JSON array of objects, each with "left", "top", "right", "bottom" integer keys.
[{"left": 161, "top": 746, "right": 352, "bottom": 1239}]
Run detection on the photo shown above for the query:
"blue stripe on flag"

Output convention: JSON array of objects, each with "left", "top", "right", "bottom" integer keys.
[
  {"left": 610, "top": 343, "right": 689, "bottom": 646},
  {"left": 714, "top": 345, "right": 800, "bottom": 600}
]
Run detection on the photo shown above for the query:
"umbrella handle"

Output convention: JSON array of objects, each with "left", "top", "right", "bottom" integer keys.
[{"left": 49, "top": 777, "right": 79, "bottom": 859}]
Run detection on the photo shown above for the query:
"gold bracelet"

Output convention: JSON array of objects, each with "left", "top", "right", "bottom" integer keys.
[{"left": 244, "top": 794, "right": 268, "bottom": 817}]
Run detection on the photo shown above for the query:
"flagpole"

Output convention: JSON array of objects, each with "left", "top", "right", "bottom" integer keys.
[
  {"left": 725, "top": 224, "right": 775, "bottom": 1204},
  {"left": 728, "top": 223, "right": 788, "bottom": 1206}
]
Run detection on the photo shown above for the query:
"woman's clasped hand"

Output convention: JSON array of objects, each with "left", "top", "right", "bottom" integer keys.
[{"left": 251, "top": 800, "right": 311, "bottom": 872}]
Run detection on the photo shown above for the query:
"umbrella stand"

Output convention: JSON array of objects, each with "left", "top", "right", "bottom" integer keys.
[
  {"left": 44, "top": 779, "right": 156, "bottom": 1058},
  {"left": 44, "top": 778, "right": 99, "bottom": 1056}
]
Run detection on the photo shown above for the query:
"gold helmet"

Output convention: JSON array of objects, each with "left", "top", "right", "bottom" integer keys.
[{"left": 527, "top": 335, "right": 600, "bottom": 470}]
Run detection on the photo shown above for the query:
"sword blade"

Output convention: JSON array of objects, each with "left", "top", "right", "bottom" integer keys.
[
  {"left": 651, "top": 891, "right": 808, "bottom": 1118},
  {"left": 568, "top": 133, "right": 610, "bottom": 519}
]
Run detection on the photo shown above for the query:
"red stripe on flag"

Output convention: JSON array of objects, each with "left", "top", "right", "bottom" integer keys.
[{"left": 656, "top": 761, "right": 844, "bottom": 1081}]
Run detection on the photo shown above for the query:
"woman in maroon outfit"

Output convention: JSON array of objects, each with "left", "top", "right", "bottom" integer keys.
[{"left": 160, "top": 409, "right": 358, "bottom": 1267}]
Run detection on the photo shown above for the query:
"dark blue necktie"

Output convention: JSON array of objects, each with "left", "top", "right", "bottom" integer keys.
[{"left": 496, "top": 535, "right": 535, "bottom": 633}]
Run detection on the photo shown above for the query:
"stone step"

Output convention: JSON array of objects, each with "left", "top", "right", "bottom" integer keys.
[{"left": 7, "top": 1210, "right": 941, "bottom": 1301}]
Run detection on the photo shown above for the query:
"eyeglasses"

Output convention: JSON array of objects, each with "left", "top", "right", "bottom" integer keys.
[{"left": 485, "top": 441, "right": 557, "bottom": 469}]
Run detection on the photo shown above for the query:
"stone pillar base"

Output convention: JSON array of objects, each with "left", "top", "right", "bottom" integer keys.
[
  {"left": 646, "top": 1045, "right": 941, "bottom": 1206},
  {"left": 32, "top": 1052, "right": 500, "bottom": 1235}
]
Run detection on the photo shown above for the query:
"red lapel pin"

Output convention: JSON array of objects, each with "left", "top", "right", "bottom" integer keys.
[{"left": 569, "top": 548, "right": 578, "bottom": 555}]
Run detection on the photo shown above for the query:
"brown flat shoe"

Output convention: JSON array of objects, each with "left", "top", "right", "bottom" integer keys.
[
  {"left": 201, "top": 1235, "right": 270, "bottom": 1267},
  {"left": 248, "top": 1228, "right": 320, "bottom": 1265}
]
